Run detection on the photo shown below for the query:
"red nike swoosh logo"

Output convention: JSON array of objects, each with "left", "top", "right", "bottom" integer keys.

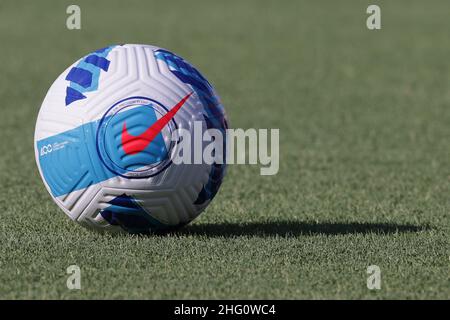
[{"left": 121, "top": 92, "right": 193, "bottom": 155}]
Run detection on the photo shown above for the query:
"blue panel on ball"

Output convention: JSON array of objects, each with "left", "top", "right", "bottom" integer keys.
[
  {"left": 65, "top": 45, "right": 116, "bottom": 106},
  {"left": 84, "top": 55, "right": 110, "bottom": 71},
  {"left": 65, "top": 87, "right": 86, "bottom": 105},
  {"left": 100, "top": 194, "right": 167, "bottom": 233},
  {"left": 154, "top": 49, "right": 228, "bottom": 205},
  {"left": 37, "top": 104, "right": 167, "bottom": 197},
  {"left": 65, "top": 67, "right": 93, "bottom": 88}
]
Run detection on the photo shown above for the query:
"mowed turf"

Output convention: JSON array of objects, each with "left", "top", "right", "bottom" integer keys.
[{"left": 0, "top": 0, "right": 449, "bottom": 299}]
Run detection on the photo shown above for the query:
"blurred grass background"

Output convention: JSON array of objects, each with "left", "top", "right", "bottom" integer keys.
[{"left": 0, "top": 0, "right": 449, "bottom": 299}]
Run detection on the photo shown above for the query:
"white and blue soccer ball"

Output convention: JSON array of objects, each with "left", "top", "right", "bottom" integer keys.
[{"left": 34, "top": 44, "right": 228, "bottom": 233}]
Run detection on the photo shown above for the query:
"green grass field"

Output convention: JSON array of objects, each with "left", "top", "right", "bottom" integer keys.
[{"left": 0, "top": 0, "right": 449, "bottom": 299}]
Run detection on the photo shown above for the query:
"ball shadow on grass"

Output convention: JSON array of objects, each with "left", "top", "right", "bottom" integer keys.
[{"left": 178, "top": 220, "right": 430, "bottom": 237}]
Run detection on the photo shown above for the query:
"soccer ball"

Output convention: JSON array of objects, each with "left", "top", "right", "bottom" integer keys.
[{"left": 34, "top": 44, "right": 228, "bottom": 234}]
